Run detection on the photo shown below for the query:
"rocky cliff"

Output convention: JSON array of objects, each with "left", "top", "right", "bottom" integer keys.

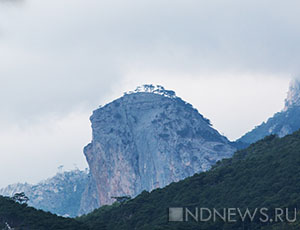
[
  {"left": 284, "top": 79, "right": 300, "bottom": 110},
  {"left": 238, "top": 79, "right": 300, "bottom": 144},
  {"left": 79, "top": 85, "right": 236, "bottom": 214},
  {"left": 0, "top": 169, "right": 88, "bottom": 217}
]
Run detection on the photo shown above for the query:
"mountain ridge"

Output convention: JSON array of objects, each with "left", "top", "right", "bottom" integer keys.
[
  {"left": 0, "top": 169, "right": 88, "bottom": 217},
  {"left": 238, "top": 79, "right": 300, "bottom": 144}
]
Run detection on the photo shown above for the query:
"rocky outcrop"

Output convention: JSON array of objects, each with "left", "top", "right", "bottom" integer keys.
[
  {"left": 284, "top": 79, "right": 300, "bottom": 110},
  {"left": 79, "top": 85, "right": 236, "bottom": 214},
  {"left": 0, "top": 169, "right": 88, "bottom": 217},
  {"left": 238, "top": 79, "right": 300, "bottom": 144}
]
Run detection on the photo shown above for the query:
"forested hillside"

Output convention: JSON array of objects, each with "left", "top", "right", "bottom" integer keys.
[
  {"left": 0, "top": 196, "right": 88, "bottom": 230},
  {"left": 80, "top": 130, "right": 300, "bottom": 230}
]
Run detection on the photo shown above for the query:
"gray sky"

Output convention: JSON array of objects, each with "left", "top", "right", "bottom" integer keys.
[{"left": 0, "top": 0, "right": 299, "bottom": 187}]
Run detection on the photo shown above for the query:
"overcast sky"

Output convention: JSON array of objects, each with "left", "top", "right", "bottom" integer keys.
[{"left": 0, "top": 0, "right": 299, "bottom": 188}]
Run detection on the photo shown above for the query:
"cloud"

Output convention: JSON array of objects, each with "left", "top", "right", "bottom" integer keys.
[
  {"left": 0, "top": 0, "right": 23, "bottom": 3},
  {"left": 1, "top": 0, "right": 299, "bottom": 123},
  {"left": 0, "top": 0, "right": 298, "bottom": 186},
  {"left": 0, "top": 110, "right": 90, "bottom": 188},
  {"left": 0, "top": 0, "right": 24, "bottom": 7}
]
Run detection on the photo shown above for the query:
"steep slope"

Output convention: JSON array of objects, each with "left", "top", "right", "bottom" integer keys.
[
  {"left": 0, "top": 169, "right": 88, "bottom": 217},
  {"left": 0, "top": 196, "right": 88, "bottom": 230},
  {"left": 79, "top": 85, "right": 236, "bottom": 214},
  {"left": 238, "top": 79, "right": 300, "bottom": 144},
  {"left": 80, "top": 130, "right": 300, "bottom": 230}
]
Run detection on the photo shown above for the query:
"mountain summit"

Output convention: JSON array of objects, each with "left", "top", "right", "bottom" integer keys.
[
  {"left": 79, "top": 85, "right": 236, "bottom": 214},
  {"left": 284, "top": 78, "right": 300, "bottom": 110},
  {"left": 238, "top": 79, "right": 300, "bottom": 144}
]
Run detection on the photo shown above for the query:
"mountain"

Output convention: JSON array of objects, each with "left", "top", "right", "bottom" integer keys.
[
  {"left": 3, "top": 129, "right": 300, "bottom": 229},
  {"left": 238, "top": 79, "right": 300, "bottom": 144},
  {"left": 0, "top": 169, "right": 88, "bottom": 217},
  {"left": 79, "top": 85, "right": 236, "bottom": 214},
  {"left": 80, "top": 130, "right": 300, "bottom": 230},
  {"left": 0, "top": 195, "right": 89, "bottom": 230}
]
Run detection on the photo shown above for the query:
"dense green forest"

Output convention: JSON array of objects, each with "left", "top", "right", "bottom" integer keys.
[
  {"left": 79, "top": 131, "right": 300, "bottom": 230},
  {"left": 2, "top": 130, "right": 300, "bottom": 229},
  {"left": 0, "top": 196, "right": 88, "bottom": 230}
]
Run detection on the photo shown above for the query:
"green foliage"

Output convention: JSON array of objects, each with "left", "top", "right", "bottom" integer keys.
[
  {"left": 79, "top": 130, "right": 300, "bottom": 230},
  {"left": 2, "top": 130, "right": 300, "bottom": 229},
  {"left": 12, "top": 192, "right": 29, "bottom": 204},
  {"left": 0, "top": 196, "right": 89, "bottom": 230},
  {"left": 239, "top": 106, "right": 300, "bottom": 144},
  {"left": 111, "top": 196, "right": 131, "bottom": 205}
]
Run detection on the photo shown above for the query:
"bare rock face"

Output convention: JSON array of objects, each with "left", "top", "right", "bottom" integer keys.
[
  {"left": 0, "top": 169, "right": 88, "bottom": 217},
  {"left": 284, "top": 79, "right": 300, "bottom": 111},
  {"left": 79, "top": 85, "right": 236, "bottom": 214}
]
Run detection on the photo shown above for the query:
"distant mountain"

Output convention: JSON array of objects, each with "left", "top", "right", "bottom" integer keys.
[
  {"left": 0, "top": 169, "right": 88, "bottom": 217},
  {"left": 79, "top": 85, "right": 236, "bottom": 214},
  {"left": 80, "top": 130, "right": 300, "bottom": 230},
  {"left": 3, "top": 131, "right": 300, "bottom": 230},
  {"left": 238, "top": 79, "right": 300, "bottom": 144}
]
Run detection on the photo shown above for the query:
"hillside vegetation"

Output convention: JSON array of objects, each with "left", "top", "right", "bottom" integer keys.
[
  {"left": 2, "top": 130, "right": 300, "bottom": 230},
  {"left": 0, "top": 196, "right": 88, "bottom": 230},
  {"left": 80, "top": 130, "right": 300, "bottom": 230}
]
